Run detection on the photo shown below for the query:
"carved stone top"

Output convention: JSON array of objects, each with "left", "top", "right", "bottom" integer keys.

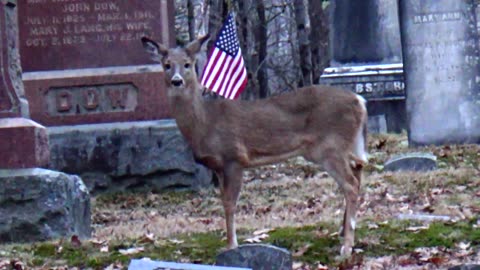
[
  {"left": 18, "top": 0, "right": 175, "bottom": 71},
  {"left": 0, "top": 0, "right": 28, "bottom": 118}
]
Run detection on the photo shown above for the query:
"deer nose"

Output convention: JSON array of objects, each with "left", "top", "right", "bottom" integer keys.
[{"left": 171, "top": 74, "right": 184, "bottom": 87}]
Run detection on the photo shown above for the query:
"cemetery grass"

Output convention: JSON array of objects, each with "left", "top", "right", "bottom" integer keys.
[{"left": 2, "top": 133, "right": 480, "bottom": 269}]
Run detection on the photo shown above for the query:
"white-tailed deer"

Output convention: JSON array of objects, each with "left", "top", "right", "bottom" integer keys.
[{"left": 141, "top": 35, "right": 368, "bottom": 256}]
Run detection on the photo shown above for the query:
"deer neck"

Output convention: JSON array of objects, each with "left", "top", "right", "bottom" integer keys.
[{"left": 168, "top": 83, "right": 207, "bottom": 144}]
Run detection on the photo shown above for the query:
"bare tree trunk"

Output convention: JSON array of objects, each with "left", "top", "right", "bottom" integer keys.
[
  {"left": 294, "top": 0, "right": 312, "bottom": 87},
  {"left": 255, "top": 1, "right": 269, "bottom": 98},
  {"left": 237, "top": 0, "right": 259, "bottom": 100},
  {"left": 308, "top": 0, "right": 329, "bottom": 84},
  {"left": 187, "top": 0, "right": 196, "bottom": 41},
  {"left": 207, "top": 0, "right": 226, "bottom": 51}
]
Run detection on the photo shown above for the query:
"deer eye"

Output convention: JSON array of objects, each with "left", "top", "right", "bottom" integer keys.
[
  {"left": 164, "top": 63, "right": 171, "bottom": 70},
  {"left": 184, "top": 63, "right": 191, "bottom": 69}
]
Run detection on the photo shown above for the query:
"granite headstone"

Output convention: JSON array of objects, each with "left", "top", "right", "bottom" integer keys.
[
  {"left": 399, "top": 0, "right": 480, "bottom": 145},
  {"left": 18, "top": 0, "right": 175, "bottom": 126},
  {"left": 216, "top": 244, "right": 292, "bottom": 270},
  {"left": 384, "top": 152, "right": 437, "bottom": 172},
  {"left": 321, "top": 0, "right": 407, "bottom": 133}
]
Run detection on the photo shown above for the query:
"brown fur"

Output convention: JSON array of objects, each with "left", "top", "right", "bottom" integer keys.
[{"left": 141, "top": 35, "right": 368, "bottom": 256}]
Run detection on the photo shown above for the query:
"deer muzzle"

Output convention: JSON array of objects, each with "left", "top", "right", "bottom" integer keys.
[{"left": 171, "top": 74, "right": 185, "bottom": 87}]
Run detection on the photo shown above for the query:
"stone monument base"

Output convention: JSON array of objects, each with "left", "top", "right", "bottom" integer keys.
[
  {"left": 320, "top": 63, "right": 407, "bottom": 133},
  {"left": 0, "top": 118, "right": 50, "bottom": 169},
  {"left": 48, "top": 120, "right": 212, "bottom": 194},
  {"left": 0, "top": 168, "right": 91, "bottom": 243}
]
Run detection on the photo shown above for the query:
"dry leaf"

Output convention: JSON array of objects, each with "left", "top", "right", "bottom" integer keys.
[
  {"left": 292, "top": 262, "right": 304, "bottom": 270},
  {"left": 253, "top": 228, "right": 274, "bottom": 236},
  {"left": 405, "top": 225, "right": 429, "bottom": 232},
  {"left": 456, "top": 242, "right": 470, "bottom": 250},
  {"left": 317, "top": 263, "right": 328, "bottom": 270},
  {"left": 104, "top": 262, "right": 124, "bottom": 270},
  {"left": 0, "top": 259, "right": 10, "bottom": 269},
  {"left": 89, "top": 238, "right": 106, "bottom": 246},
  {"left": 139, "top": 233, "right": 155, "bottom": 243},
  {"left": 168, "top": 239, "right": 185, "bottom": 244},
  {"left": 293, "top": 244, "right": 311, "bottom": 257},
  {"left": 100, "top": 245, "right": 109, "bottom": 253},
  {"left": 119, "top": 247, "right": 145, "bottom": 255},
  {"left": 244, "top": 233, "right": 269, "bottom": 243},
  {"left": 10, "top": 260, "right": 25, "bottom": 270}
]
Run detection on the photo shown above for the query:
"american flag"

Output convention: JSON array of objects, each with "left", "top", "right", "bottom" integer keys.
[{"left": 200, "top": 13, "right": 248, "bottom": 99}]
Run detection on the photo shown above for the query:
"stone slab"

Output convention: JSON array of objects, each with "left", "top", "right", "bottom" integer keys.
[
  {"left": 321, "top": 64, "right": 405, "bottom": 101},
  {"left": 384, "top": 152, "right": 437, "bottom": 172},
  {"left": 47, "top": 120, "right": 212, "bottom": 194},
  {"left": 23, "top": 69, "right": 169, "bottom": 126},
  {"left": 399, "top": 0, "right": 480, "bottom": 145},
  {"left": 128, "top": 259, "right": 251, "bottom": 270},
  {"left": 216, "top": 244, "right": 292, "bottom": 270},
  {"left": 18, "top": 0, "right": 175, "bottom": 72},
  {"left": 0, "top": 118, "right": 50, "bottom": 169},
  {"left": 0, "top": 168, "right": 91, "bottom": 243}
]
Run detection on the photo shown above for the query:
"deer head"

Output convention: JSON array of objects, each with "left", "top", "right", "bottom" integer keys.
[{"left": 141, "top": 36, "right": 209, "bottom": 97}]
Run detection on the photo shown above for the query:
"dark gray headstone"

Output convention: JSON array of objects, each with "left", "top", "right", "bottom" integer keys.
[
  {"left": 128, "top": 259, "right": 250, "bottom": 270},
  {"left": 216, "top": 244, "right": 292, "bottom": 270},
  {"left": 449, "top": 265, "right": 480, "bottom": 270},
  {"left": 330, "top": 0, "right": 402, "bottom": 65},
  {"left": 384, "top": 152, "right": 437, "bottom": 172},
  {"left": 399, "top": 0, "right": 480, "bottom": 145},
  {"left": 323, "top": 0, "right": 407, "bottom": 133}
]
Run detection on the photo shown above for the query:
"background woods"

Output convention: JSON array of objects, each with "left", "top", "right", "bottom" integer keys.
[{"left": 174, "top": 0, "right": 330, "bottom": 99}]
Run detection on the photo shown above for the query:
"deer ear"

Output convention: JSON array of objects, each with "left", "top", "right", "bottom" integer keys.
[
  {"left": 185, "top": 34, "right": 210, "bottom": 56},
  {"left": 141, "top": 36, "right": 169, "bottom": 62}
]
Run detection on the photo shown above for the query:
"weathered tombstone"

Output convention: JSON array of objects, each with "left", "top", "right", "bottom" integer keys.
[
  {"left": 399, "top": 0, "right": 480, "bottom": 145},
  {"left": 320, "top": 0, "right": 407, "bottom": 133},
  {"left": 18, "top": 0, "right": 175, "bottom": 126},
  {"left": 216, "top": 244, "right": 292, "bottom": 270},
  {"left": 128, "top": 259, "right": 251, "bottom": 270},
  {"left": 0, "top": 1, "right": 91, "bottom": 243},
  {"left": 16, "top": 0, "right": 212, "bottom": 193},
  {"left": 384, "top": 152, "right": 437, "bottom": 172}
]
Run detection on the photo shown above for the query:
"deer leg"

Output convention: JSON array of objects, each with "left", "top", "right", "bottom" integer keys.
[
  {"left": 340, "top": 154, "right": 364, "bottom": 237},
  {"left": 322, "top": 153, "right": 360, "bottom": 257},
  {"left": 218, "top": 163, "right": 243, "bottom": 249}
]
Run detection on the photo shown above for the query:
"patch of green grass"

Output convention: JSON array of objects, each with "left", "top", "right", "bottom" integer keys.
[{"left": 6, "top": 220, "right": 480, "bottom": 269}]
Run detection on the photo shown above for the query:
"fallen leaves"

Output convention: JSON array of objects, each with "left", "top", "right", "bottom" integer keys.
[
  {"left": 118, "top": 246, "right": 145, "bottom": 255},
  {"left": 292, "top": 244, "right": 311, "bottom": 257},
  {"left": 405, "top": 224, "right": 429, "bottom": 232},
  {"left": 243, "top": 228, "right": 275, "bottom": 243}
]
